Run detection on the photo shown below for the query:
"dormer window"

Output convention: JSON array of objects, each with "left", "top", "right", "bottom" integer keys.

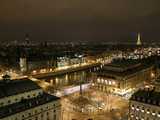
[{"left": 8, "top": 100, "right": 11, "bottom": 103}]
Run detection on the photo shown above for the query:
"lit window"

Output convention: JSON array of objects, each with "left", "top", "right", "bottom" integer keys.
[
  {"left": 101, "top": 79, "right": 104, "bottom": 83},
  {"left": 130, "top": 114, "right": 134, "bottom": 118},
  {"left": 141, "top": 109, "right": 144, "bottom": 113},
  {"left": 105, "top": 80, "right": 108, "bottom": 84},
  {"left": 141, "top": 107, "right": 144, "bottom": 113},
  {"left": 152, "top": 111, "right": 156, "bottom": 116},
  {"left": 136, "top": 107, "right": 139, "bottom": 111},
  {"left": 0, "top": 103, "right": 4, "bottom": 106},
  {"left": 112, "top": 81, "right": 116, "bottom": 85},
  {"left": 97, "top": 78, "right": 100, "bottom": 83},
  {"left": 146, "top": 109, "right": 150, "bottom": 114}
]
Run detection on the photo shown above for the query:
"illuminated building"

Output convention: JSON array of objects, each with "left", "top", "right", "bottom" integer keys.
[
  {"left": 136, "top": 33, "right": 142, "bottom": 46},
  {"left": 152, "top": 76, "right": 160, "bottom": 92},
  {"left": 19, "top": 57, "right": 27, "bottom": 73},
  {"left": 57, "top": 55, "right": 83, "bottom": 68},
  {"left": 93, "top": 59, "right": 154, "bottom": 96},
  {"left": 0, "top": 76, "right": 61, "bottom": 120},
  {"left": 129, "top": 89, "right": 160, "bottom": 120}
]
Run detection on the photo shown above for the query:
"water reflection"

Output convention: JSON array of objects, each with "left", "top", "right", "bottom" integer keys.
[{"left": 40, "top": 70, "right": 93, "bottom": 89}]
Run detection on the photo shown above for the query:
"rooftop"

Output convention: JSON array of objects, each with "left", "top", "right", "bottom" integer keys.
[
  {"left": 103, "top": 59, "right": 141, "bottom": 72},
  {"left": 97, "top": 64, "right": 151, "bottom": 78},
  {"left": 130, "top": 89, "right": 160, "bottom": 107},
  {"left": 107, "top": 59, "right": 140, "bottom": 68},
  {"left": 0, "top": 93, "right": 60, "bottom": 119},
  {"left": 0, "top": 78, "right": 41, "bottom": 99}
]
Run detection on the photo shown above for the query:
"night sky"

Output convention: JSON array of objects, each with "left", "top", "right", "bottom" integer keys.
[{"left": 0, "top": 0, "right": 160, "bottom": 43}]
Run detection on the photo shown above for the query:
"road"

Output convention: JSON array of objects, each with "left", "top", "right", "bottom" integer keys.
[{"left": 31, "top": 62, "right": 100, "bottom": 78}]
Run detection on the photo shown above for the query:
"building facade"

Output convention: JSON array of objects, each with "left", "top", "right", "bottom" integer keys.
[
  {"left": 93, "top": 60, "right": 154, "bottom": 96},
  {"left": 0, "top": 77, "right": 61, "bottom": 120},
  {"left": 129, "top": 89, "right": 160, "bottom": 120}
]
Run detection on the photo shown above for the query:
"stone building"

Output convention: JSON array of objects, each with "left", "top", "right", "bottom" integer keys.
[
  {"left": 0, "top": 77, "right": 61, "bottom": 120},
  {"left": 129, "top": 88, "right": 160, "bottom": 120},
  {"left": 93, "top": 60, "right": 154, "bottom": 96}
]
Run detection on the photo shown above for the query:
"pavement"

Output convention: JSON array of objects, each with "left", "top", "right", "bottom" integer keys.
[{"left": 60, "top": 88, "right": 129, "bottom": 120}]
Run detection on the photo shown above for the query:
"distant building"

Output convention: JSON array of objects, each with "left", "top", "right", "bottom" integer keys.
[
  {"left": 19, "top": 57, "right": 27, "bottom": 73},
  {"left": 129, "top": 89, "right": 160, "bottom": 120},
  {"left": 93, "top": 59, "right": 154, "bottom": 96},
  {"left": 0, "top": 77, "right": 61, "bottom": 120},
  {"left": 152, "top": 76, "right": 160, "bottom": 92},
  {"left": 24, "top": 33, "right": 30, "bottom": 46}
]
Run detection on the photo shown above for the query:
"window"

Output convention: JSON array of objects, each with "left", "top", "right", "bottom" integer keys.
[
  {"left": 152, "top": 111, "right": 156, "bottom": 116},
  {"left": 141, "top": 107, "right": 144, "bottom": 113},
  {"left": 146, "top": 109, "right": 150, "bottom": 114},
  {"left": 54, "top": 114, "right": 56, "bottom": 120},
  {"left": 136, "top": 106, "right": 139, "bottom": 111},
  {"left": 47, "top": 112, "right": 49, "bottom": 116},
  {"left": 8, "top": 100, "right": 11, "bottom": 103},
  {"left": 28, "top": 113, "right": 31, "bottom": 116},
  {"left": 35, "top": 110, "right": 37, "bottom": 114},
  {"left": 35, "top": 117, "right": 38, "bottom": 120},
  {"left": 0, "top": 102, "right": 4, "bottom": 106},
  {"left": 131, "top": 105, "right": 135, "bottom": 110}
]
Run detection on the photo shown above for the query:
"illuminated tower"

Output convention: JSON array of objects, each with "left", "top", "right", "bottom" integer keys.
[{"left": 136, "top": 33, "right": 142, "bottom": 45}]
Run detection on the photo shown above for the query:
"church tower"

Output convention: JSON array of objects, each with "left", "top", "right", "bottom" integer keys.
[{"left": 136, "top": 33, "right": 142, "bottom": 45}]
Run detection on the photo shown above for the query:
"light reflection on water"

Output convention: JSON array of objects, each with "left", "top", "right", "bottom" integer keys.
[{"left": 39, "top": 70, "right": 93, "bottom": 88}]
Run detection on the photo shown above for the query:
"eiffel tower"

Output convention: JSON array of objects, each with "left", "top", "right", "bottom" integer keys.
[{"left": 136, "top": 33, "right": 142, "bottom": 45}]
